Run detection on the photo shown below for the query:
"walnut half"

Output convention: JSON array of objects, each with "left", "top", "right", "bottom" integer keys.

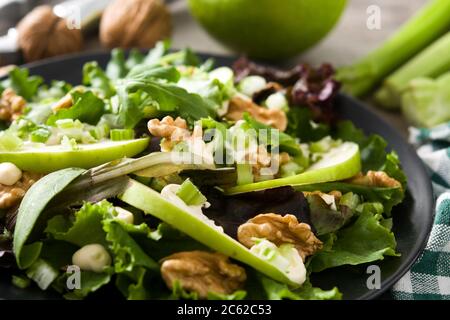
[
  {"left": 0, "top": 88, "right": 26, "bottom": 122},
  {"left": 225, "top": 96, "right": 287, "bottom": 131},
  {"left": 238, "top": 213, "right": 322, "bottom": 260},
  {"left": 346, "top": 171, "right": 401, "bottom": 189},
  {"left": 160, "top": 251, "right": 246, "bottom": 299}
]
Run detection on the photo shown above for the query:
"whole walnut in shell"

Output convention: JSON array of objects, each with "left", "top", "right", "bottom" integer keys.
[
  {"left": 100, "top": 0, "right": 172, "bottom": 49},
  {"left": 17, "top": 5, "right": 83, "bottom": 62}
]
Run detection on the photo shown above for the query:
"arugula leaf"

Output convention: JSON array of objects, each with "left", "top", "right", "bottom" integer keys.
[
  {"left": 2, "top": 67, "right": 43, "bottom": 101},
  {"left": 126, "top": 49, "right": 145, "bottom": 70},
  {"left": 144, "top": 40, "right": 171, "bottom": 65},
  {"left": 47, "top": 91, "right": 105, "bottom": 126},
  {"left": 259, "top": 275, "right": 342, "bottom": 300},
  {"left": 117, "top": 79, "right": 215, "bottom": 128},
  {"left": 310, "top": 202, "right": 399, "bottom": 272},
  {"left": 83, "top": 62, "right": 116, "bottom": 98},
  {"left": 126, "top": 65, "right": 180, "bottom": 83},
  {"left": 106, "top": 49, "right": 128, "bottom": 80},
  {"left": 13, "top": 168, "right": 86, "bottom": 269}
]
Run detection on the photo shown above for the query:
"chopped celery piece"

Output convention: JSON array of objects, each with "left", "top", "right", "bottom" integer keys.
[
  {"left": 110, "top": 129, "right": 135, "bottom": 141},
  {"left": 236, "top": 163, "right": 254, "bottom": 185},
  {"left": 0, "top": 131, "right": 23, "bottom": 151},
  {"left": 26, "top": 259, "right": 59, "bottom": 290},
  {"left": 30, "top": 128, "right": 51, "bottom": 143},
  {"left": 176, "top": 178, "right": 207, "bottom": 206},
  {"left": 12, "top": 275, "right": 31, "bottom": 289}
]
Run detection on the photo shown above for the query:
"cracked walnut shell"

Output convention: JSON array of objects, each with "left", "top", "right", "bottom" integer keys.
[
  {"left": 100, "top": 0, "right": 172, "bottom": 49},
  {"left": 17, "top": 5, "right": 83, "bottom": 62},
  {"left": 160, "top": 251, "right": 246, "bottom": 299},
  {"left": 238, "top": 213, "right": 322, "bottom": 260}
]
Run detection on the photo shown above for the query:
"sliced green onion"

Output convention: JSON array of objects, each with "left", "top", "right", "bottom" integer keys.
[
  {"left": 26, "top": 259, "right": 59, "bottom": 290},
  {"left": 176, "top": 178, "right": 207, "bottom": 206},
  {"left": 110, "top": 129, "right": 135, "bottom": 141},
  {"left": 0, "top": 131, "right": 23, "bottom": 151},
  {"left": 30, "top": 128, "right": 51, "bottom": 143},
  {"left": 12, "top": 275, "right": 31, "bottom": 289},
  {"left": 236, "top": 163, "right": 254, "bottom": 185}
]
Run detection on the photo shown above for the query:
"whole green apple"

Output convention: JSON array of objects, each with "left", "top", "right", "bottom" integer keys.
[{"left": 188, "top": 0, "right": 347, "bottom": 59}]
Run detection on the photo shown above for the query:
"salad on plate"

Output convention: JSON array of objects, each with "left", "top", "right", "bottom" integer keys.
[{"left": 0, "top": 43, "right": 406, "bottom": 300}]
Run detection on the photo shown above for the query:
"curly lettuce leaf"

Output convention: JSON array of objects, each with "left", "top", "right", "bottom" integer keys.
[
  {"left": 103, "top": 220, "right": 159, "bottom": 273},
  {"left": 63, "top": 271, "right": 112, "bottom": 300},
  {"left": 259, "top": 275, "right": 342, "bottom": 300},
  {"left": 45, "top": 200, "right": 114, "bottom": 247},
  {"left": 310, "top": 202, "right": 399, "bottom": 272},
  {"left": 47, "top": 91, "right": 105, "bottom": 126},
  {"left": 286, "top": 107, "right": 330, "bottom": 143}
]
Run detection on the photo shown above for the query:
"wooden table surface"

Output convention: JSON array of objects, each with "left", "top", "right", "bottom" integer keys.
[{"left": 170, "top": 0, "right": 427, "bottom": 137}]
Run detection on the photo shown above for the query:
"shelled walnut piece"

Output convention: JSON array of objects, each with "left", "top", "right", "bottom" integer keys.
[
  {"left": 0, "top": 89, "right": 26, "bottom": 122},
  {"left": 238, "top": 213, "right": 322, "bottom": 260},
  {"left": 17, "top": 5, "right": 83, "bottom": 62},
  {"left": 148, "top": 116, "right": 191, "bottom": 151},
  {"left": 225, "top": 96, "right": 287, "bottom": 131},
  {"left": 346, "top": 171, "right": 401, "bottom": 188},
  {"left": 160, "top": 251, "right": 246, "bottom": 299},
  {"left": 0, "top": 172, "right": 43, "bottom": 209}
]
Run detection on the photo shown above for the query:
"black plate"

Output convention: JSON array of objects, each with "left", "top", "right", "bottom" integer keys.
[{"left": 0, "top": 52, "right": 434, "bottom": 300}]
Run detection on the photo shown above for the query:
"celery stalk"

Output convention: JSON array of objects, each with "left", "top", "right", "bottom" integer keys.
[
  {"left": 375, "top": 32, "right": 450, "bottom": 109},
  {"left": 336, "top": 0, "right": 450, "bottom": 97}
]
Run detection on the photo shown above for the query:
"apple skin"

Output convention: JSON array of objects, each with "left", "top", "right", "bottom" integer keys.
[
  {"left": 0, "top": 138, "right": 149, "bottom": 173},
  {"left": 188, "top": 0, "right": 347, "bottom": 59}
]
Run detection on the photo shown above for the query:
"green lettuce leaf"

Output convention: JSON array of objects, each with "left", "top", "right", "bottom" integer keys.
[
  {"left": 45, "top": 200, "right": 114, "bottom": 247},
  {"left": 286, "top": 108, "right": 330, "bottom": 142},
  {"left": 310, "top": 202, "right": 399, "bottom": 272},
  {"left": 47, "top": 91, "right": 105, "bottom": 126},
  {"left": 103, "top": 220, "right": 159, "bottom": 273},
  {"left": 296, "top": 182, "right": 404, "bottom": 215},
  {"left": 2, "top": 67, "right": 43, "bottom": 101},
  {"left": 259, "top": 275, "right": 342, "bottom": 300},
  {"left": 62, "top": 270, "right": 112, "bottom": 300}
]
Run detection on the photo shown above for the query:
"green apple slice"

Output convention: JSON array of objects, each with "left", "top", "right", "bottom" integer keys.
[
  {"left": 119, "top": 179, "right": 300, "bottom": 287},
  {"left": 225, "top": 142, "right": 361, "bottom": 195},
  {"left": 0, "top": 139, "right": 149, "bottom": 173}
]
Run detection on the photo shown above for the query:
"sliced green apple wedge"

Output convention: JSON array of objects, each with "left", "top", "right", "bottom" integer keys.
[
  {"left": 119, "top": 179, "right": 301, "bottom": 287},
  {"left": 0, "top": 138, "right": 149, "bottom": 173},
  {"left": 225, "top": 142, "right": 361, "bottom": 195}
]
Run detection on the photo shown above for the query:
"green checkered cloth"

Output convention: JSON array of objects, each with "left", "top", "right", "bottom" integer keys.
[{"left": 392, "top": 122, "right": 450, "bottom": 300}]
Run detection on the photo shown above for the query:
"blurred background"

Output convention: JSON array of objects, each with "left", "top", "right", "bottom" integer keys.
[{"left": 0, "top": 0, "right": 442, "bottom": 134}]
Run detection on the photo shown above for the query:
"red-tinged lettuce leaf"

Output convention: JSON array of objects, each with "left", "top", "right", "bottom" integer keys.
[
  {"left": 203, "top": 186, "right": 312, "bottom": 239},
  {"left": 310, "top": 202, "right": 399, "bottom": 273}
]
